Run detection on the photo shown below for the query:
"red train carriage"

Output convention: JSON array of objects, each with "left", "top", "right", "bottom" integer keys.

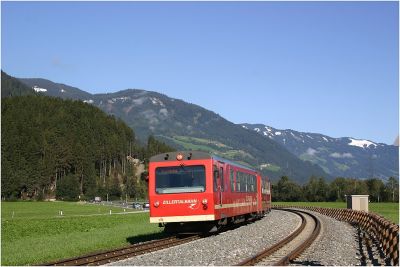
[{"left": 148, "top": 151, "right": 271, "bottom": 232}]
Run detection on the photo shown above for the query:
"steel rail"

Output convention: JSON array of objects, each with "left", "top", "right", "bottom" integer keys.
[
  {"left": 274, "top": 209, "right": 321, "bottom": 266},
  {"left": 237, "top": 208, "right": 321, "bottom": 266},
  {"left": 43, "top": 235, "right": 200, "bottom": 266}
]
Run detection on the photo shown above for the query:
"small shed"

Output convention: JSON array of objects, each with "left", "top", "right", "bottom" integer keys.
[{"left": 346, "top": 195, "right": 369, "bottom": 212}]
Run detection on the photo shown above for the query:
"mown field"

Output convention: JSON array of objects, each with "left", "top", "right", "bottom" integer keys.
[
  {"left": 1, "top": 201, "right": 164, "bottom": 266},
  {"left": 2, "top": 201, "right": 398, "bottom": 265},
  {"left": 273, "top": 202, "right": 399, "bottom": 224}
]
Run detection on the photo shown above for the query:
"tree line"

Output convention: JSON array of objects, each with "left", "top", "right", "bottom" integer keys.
[
  {"left": 1, "top": 95, "right": 174, "bottom": 201},
  {"left": 272, "top": 176, "right": 399, "bottom": 203}
]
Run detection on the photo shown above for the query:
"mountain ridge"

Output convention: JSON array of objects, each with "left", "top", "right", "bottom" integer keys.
[
  {"left": 19, "top": 77, "right": 330, "bottom": 183},
  {"left": 18, "top": 76, "right": 398, "bottom": 181},
  {"left": 242, "top": 123, "right": 398, "bottom": 179}
]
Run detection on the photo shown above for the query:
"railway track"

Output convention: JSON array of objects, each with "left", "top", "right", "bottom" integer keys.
[
  {"left": 44, "top": 209, "right": 320, "bottom": 266},
  {"left": 237, "top": 208, "right": 321, "bottom": 266},
  {"left": 43, "top": 235, "right": 201, "bottom": 266}
]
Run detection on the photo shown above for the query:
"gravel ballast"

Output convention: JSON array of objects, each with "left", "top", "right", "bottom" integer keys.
[
  {"left": 290, "top": 209, "right": 360, "bottom": 266},
  {"left": 109, "top": 209, "right": 362, "bottom": 266}
]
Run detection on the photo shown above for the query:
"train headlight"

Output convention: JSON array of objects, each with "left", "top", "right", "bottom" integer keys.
[
  {"left": 154, "top": 201, "right": 160, "bottom": 208},
  {"left": 176, "top": 153, "right": 183, "bottom": 161},
  {"left": 202, "top": 199, "right": 208, "bottom": 209}
]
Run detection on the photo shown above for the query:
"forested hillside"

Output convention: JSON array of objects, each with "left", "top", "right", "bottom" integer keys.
[
  {"left": 18, "top": 76, "right": 331, "bottom": 183},
  {"left": 19, "top": 75, "right": 398, "bottom": 184},
  {"left": 90, "top": 89, "right": 330, "bottom": 183},
  {"left": 1, "top": 95, "right": 174, "bottom": 200},
  {"left": 2, "top": 71, "right": 34, "bottom": 98}
]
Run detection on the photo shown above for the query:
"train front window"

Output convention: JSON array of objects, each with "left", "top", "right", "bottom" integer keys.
[{"left": 155, "top": 165, "right": 206, "bottom": 194}]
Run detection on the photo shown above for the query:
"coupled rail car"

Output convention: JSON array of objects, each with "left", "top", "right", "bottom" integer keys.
[{"left": 148, "top": 151, "right": 271, "bottom": 232}]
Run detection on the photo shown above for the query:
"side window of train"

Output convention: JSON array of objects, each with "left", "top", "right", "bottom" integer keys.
[
  {"left": 213, "top": 165, "right": 218, "bottom": 192},
  {"left": 220, "top": 167, "right": 224, "bottom": 192},
  {"left": 242, "top": 173, "right": 245, "bottom": 192},
  {"left": 263, "top": 178, "right": 266, "bottom": 193},
  {"left": 262, "top": 178, "right": 269, "bottom": 194},
  {"left": 261, "top": 178, "right": 265, "bottom": 193},
  {"left": 236, "top": 172, "right": 241, "bottom": 192},
  {"left": 230, "top": 168, "right": 235, "bottom": 192}
]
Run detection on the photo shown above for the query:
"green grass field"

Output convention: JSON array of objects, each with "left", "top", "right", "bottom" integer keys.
[
  {"left": 2, "top": 201, "right": 398, "bottom": 265},
  {"left": 273, "top": 202, "right": 399, "bottom": 224},
  {"left": 1, "top": 201, "right": 164, "bottom": 266}
]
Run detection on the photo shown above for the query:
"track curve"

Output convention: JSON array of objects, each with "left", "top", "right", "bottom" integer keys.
[{"left": 237, "top": 208, "right": 321, "bottom": 266}]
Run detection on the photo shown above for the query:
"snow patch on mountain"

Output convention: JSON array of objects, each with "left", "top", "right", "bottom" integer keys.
[
  {"left": 114, "top": 96, "right": 130, "bottom": 102},
  {"left": 33, "top": 86, "right": 47, "bottom": 92},
  {"left": 348, "top": 138, "right": 377, "bottom": 148},
  {"left": 150, "top": 97, "right": 165, "bottom": 107}
]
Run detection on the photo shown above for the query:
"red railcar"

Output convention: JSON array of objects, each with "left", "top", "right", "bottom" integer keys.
[{"left": 148, "top": 151, "right": 271, "bottom": 232}]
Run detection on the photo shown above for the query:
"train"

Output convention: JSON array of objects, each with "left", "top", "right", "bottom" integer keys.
[{"left": 148, "top": 151, "right": 272, "bottom": 233}]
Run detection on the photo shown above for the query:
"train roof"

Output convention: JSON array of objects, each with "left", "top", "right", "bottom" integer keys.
[{"left": 149, "top": 151, "right": 258, "bottom": 173}]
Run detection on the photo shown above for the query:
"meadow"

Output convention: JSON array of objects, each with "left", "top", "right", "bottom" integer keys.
[
  {"left": 2, "top": 201, "right": 398, "bottom": 265},
  {"left": 1, "top": 201, "right": 164, "bottom": 266},
  {"left": 273, "top": 201, "right": 399, "bottom": 224}
]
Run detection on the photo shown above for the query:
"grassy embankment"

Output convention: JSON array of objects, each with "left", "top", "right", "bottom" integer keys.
[
  {"left": 273, "top": 201, "right": 399, "bottom": 224},
  {"left": 1, "top": 201, "right": 164, "bottom": 266}
]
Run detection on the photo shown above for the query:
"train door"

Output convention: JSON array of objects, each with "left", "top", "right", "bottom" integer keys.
[{"left": 213, "top": 161, "right": 224, "bottom": 207}]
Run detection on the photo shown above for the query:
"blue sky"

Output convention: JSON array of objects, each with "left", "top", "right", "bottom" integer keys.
[{"left": 2, "top": 1, "right": 398, "bottom": 145}]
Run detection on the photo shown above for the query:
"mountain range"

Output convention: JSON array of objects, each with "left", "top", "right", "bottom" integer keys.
[
  {"left": 13, "top": 74, "right": 399, "bottom": 182},
  {"left": 242, "top": 123, "right": 398, "bottom": 179}
]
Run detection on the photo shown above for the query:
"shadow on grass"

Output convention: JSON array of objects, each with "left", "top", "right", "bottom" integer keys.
[{"left": 126, "top": 231, "right": 170, "bottom": 244}]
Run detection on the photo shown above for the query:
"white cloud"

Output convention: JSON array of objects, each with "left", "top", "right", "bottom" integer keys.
[
  {"left": 141, "top": 110, "right": 159, "bottom": 125},
  {"left": 306, "top": 148, "right": 318, "bottom": 156},
  {"left": 159, "top": 108, "right": 168, "bottom": 117},
  {"left": 330, "top": 152, "right": 353, "bottom": 158},
  {"left": 132, "top": 97, "right": 147, "bottom": 105}
]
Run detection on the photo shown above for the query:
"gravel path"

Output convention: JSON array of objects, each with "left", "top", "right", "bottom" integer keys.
[
  {"left": 108, "top": 209, "right": 362, "bottom": 266},
  {"left": 108, "top": 210, "right": 300, "bottom": 266}
]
